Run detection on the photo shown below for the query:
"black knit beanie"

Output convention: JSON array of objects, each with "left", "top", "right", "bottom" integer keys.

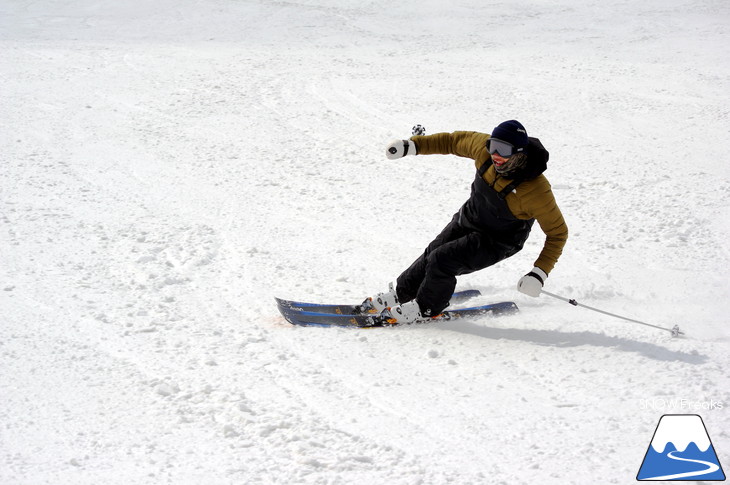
[{"left": 491, "top": 120, "right": 528, "bottom": 148}]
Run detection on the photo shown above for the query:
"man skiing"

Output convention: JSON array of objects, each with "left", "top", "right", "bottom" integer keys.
[{"left": 366, "top": 120, "right": 568, "bottom": 324}]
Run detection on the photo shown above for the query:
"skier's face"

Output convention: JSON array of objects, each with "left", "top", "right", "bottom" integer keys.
[
  {"left": 492, "top": 153, "right": 510, "bottom": 171},
  {"left": 493, "top": 152, "right": 529, "bottom": 176}
]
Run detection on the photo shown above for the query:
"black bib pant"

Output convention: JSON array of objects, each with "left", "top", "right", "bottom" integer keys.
[{"left": 395, "top": 172, "right": 534, "bottom": 316}]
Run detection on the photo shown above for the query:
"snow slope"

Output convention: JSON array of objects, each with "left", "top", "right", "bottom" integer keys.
[{"left": 1, "top": 0, "right": 729, "bottom": 483}]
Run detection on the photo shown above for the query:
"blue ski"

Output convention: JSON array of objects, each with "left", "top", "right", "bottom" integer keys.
[
  {"left": 277, "top": 301, "right": 519, "bottom": 328},
  {"left": 276, "top": 289, "right": 481, "bottom": 316}
]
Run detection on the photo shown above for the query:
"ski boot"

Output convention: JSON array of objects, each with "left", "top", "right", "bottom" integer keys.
[
  {"left": 360, "top": 282, "right": 399, "bottom": 314},
  {"left": 381, "top": 300, "right": 424, "bottom": 325}
]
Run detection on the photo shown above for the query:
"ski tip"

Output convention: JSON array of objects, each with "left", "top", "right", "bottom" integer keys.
[
  {"left": 274, "top": 297, "right": 293, "bottom": 313},
  {"left": 451, "top": 301, "right": 519, "bottom": 312}
]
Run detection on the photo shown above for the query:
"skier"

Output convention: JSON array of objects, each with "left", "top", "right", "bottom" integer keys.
[{"left": 366, "top": 120, "right": 568, "bottom": 324}]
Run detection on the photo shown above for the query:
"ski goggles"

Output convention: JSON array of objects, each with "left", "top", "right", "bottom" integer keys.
[{"left": 487, "top": 138, "right": 524, "bottom": 158}]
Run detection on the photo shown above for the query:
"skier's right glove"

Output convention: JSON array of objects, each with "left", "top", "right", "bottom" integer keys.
[
  {"left": 385, "top": 139, "right": 417, "bottom": 160},
  {"left": 517, "top": 267, "right": 547, "bottom": 297}
]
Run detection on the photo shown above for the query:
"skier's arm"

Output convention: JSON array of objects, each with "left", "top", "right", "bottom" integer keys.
[
  {"left": 534, "top": 201, "right": 568, "bottom": 274},
  {"left": 518, "top": 180, "right": 568, "bottom": 274},
  {"left": 410, "top": 131, "right": 489, "bottom": 161}
]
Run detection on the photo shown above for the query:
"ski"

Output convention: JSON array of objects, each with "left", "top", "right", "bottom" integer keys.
[
  {"left": 276, "top": 289, "right": 482, "bottom": 316},
  {"left": 277, "top": 301, "right": 519, "bottom": 328}
]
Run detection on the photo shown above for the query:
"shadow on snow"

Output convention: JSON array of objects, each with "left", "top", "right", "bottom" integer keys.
[{"left": 443, "top": 320, "right": 708, "bottom": 364}]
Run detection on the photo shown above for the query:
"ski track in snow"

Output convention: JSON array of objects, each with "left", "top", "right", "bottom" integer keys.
[{"left": 1, "top": 0, "right": 729, "bottom": 484}]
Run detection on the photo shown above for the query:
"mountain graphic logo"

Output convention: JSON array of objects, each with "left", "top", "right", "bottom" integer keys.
[{"left": 637, "top": 414, "right": 726, "bottom": 481}]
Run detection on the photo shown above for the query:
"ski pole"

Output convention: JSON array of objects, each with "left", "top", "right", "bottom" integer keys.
[{"left": 540, "top": 290, "right": 684, "bottom": 337}]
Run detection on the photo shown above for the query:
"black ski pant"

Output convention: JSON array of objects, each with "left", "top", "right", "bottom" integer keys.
[{"left": 396, "top": 214, "right": 522, "bottom": 316}]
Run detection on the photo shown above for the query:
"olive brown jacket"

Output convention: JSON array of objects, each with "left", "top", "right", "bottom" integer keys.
[{"left": 411, "top": 131, "right": 568, "bottom": 274}]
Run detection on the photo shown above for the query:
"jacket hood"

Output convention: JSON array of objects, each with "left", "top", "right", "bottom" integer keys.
[{"left": 515, "top": 137, "right": 549, "bottom": 181}]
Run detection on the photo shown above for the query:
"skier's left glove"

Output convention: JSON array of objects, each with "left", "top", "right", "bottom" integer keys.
[
  {"left": 517, "top": 267, "right": 547, "bottom": 297},
  {"left": 385, "top": 139, "right": 417, "bottom": 160}
]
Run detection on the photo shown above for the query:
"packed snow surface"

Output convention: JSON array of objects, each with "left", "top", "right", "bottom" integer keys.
[{"left": 1, "top": 0, "right": 729, "bottom": 484}]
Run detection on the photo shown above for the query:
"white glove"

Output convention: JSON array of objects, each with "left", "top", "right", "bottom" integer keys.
[
  {"left": 385, "top": 139, "right": 417, "bottom": 160},
  {"left": 517, "top": 267, "right": 548, "bottom": 297}
]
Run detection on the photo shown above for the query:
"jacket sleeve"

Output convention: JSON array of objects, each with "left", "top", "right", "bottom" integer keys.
[
  {"left": 520, "top": 181, "right": 568, "bottom": 274},
  {"left": 411, "top": 131, "right": 489, "bottom": 161}
]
